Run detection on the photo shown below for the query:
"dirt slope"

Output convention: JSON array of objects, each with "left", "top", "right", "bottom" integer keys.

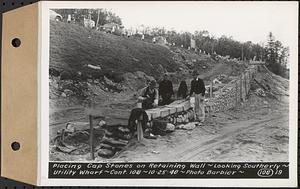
[{"left": 50, "top": 21, "right": 178, "bottom": 78}]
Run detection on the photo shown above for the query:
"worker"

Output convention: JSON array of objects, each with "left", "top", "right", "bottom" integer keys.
[
  {"left": 138, "top": 80, "right": 159, "bottom": 110},
  {"left": 177, "top": 80, "right": 188, "bottom": 99},
  {"left": 127, "top": 108, "right": 156, "bottom": 139},
  {"left": 188, "top": 70, "right": 206, "bottom": 122},
  {"left": 158, "top": 73, "right": 174, "bottom": 105}
]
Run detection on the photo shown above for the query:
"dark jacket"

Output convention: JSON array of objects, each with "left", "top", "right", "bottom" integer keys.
[
  {"left": 190, "top": 78, "right": 205, "bottom": 96},
  {"left": 127, "top": 108, "right": 149, "bottom": 133},
  {"left": 177, "top": 81, "right": 188, "bottom": 98},
  {"left": 159, "top": 79, "right": 174, "bottom": 97}
]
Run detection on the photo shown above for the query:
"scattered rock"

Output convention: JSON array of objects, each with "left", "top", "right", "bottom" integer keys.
[
  {"left": 166, "top": 123, "right": 175, "bottom": 132},
  {"left": 61, "top": 92, "right": 67, "bottom": 97},
  {"left": 255, "top": 88, "right": 266, "bottom": 97},
  {"left": 213, "top": 78, "right": 222, "bottom": 84},
  {"left": 98, "top": 120, "right": 106, "bottom": 127},
  {"left": 97, "top": 148, "right": 115, "bottom": 158},
  {"left": 177, "top": 122, "right": 196, "bottom": 130},
  {"left": 151, "top": 150, "right": 160, "bottom": 154}
]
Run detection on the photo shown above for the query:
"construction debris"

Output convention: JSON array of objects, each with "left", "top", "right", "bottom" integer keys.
[
  {"left": 176, "top": 122, "right": 197, "bottom": 130},
  {"left": 255, "top": 88, "right": 266, "bottom": 97}
]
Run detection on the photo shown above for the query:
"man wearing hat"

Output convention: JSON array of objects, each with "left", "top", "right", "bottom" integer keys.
[
  {"left": 189, "top": 70, "right": 206, "bottom": 122},
  {"left": 159, "top": 73, "right": 174, "bottom": 106},
  {"left": 138, "top": 80, "right": 159, "bottom": 110}
]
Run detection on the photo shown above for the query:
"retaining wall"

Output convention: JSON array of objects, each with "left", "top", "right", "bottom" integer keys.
[
  {"left": 206, "top": 65, "right": 258, "bottom": 113},
  {"left": 145, "top": 65, "right": 259, "bottom": 121}
]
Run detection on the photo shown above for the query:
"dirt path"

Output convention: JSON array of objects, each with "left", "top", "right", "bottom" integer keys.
[{"left": 109, "top": 93, "right": 288, "bottom": 162}]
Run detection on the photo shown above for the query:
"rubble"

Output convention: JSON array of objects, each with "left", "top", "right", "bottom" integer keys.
[
  {"left": 213, "top": 78, "right": 222, "bottom": 84},
  {"left": 166, "top": 123, "right": 175, "bottom": 132},
  {"left": 176, "top": 122, "right": 197, "bottom": 130},
  {"left": 97, "top": 148, "right": 115, "bottom": 158},
  {"left": 255, "top": 88, "right": 266, "bottom": 97}
]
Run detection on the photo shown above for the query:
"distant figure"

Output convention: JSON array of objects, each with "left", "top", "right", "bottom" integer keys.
[
  {"left": 67, "top": 14, "right": 71, "bottom": 23},
  {"left": 152, "top": 37, "right": 156, "bottom": 43},
  {"left": 141, "top": 34, "right": 145, "bottom": 41},
  {"left": 159, "top": 74, "right": 174, "bottom": 106},
  {"left": 189, "top": 70, "right": 206, "bottom": 122},
  {"left": 138, "top": 80, "right": 159, "bottom": 110},
  {"left": 177, "top": 80, "right": 188, "bottom": 99}
]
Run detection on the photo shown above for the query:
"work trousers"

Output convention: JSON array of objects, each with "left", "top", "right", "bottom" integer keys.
[{"left": 194, "top": 94, "right": 205, "bottom": 122}]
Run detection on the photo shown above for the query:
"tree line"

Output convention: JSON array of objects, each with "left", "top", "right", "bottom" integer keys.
[
  {"left": 134, "top": 28, "right": 289, "bottom": 78},
  {"left": 52, "top": 9, "right": 122, "bottom": 27},
  {"left": 52, "top": 9, "right": 289, "bottom": 78}
]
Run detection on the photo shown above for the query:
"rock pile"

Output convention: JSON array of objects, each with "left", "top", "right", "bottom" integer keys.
[{"left": 52, "top": 121, "right": 133, "bottom": 159}]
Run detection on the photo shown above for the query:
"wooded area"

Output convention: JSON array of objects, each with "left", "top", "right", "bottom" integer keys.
[{"left": 52, "top": 9, "right": 290, "bottom": 78}]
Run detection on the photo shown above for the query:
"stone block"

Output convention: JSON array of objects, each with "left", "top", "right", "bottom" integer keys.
[{"left": 160, "top": 109, "right": 170, "bottom": 117}]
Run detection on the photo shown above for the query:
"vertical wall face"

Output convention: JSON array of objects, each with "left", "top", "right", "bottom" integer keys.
[
  {"left": 1, "top": 3, "right": 39, "bottom": 185},
  {"left": 208, "top": 65, "right": 258, "bottom": 113}
]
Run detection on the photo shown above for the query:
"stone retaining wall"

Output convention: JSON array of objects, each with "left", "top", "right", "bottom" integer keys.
[
  {"left": 145, "top": 65, "right": 259, "bottom": 121},
  {"left": 206, "top": 65, "right": 258, "bottom": 113}
]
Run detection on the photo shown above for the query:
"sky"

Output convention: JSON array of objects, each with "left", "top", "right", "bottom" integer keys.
[
  {"left": 99, "top": 1, "right": 297, "bottom": 48},
  {"left": 49, "top": 1, "right": 298, "bottom": 65}
]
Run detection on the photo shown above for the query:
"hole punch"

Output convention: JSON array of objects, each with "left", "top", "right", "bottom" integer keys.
[
  {"left": 11, "top": 142, "right": 20, "bottom": 151},
  {"left": 2, "top": 2, "right": 5, "bottom": 6},
  {"left": 11, "top": 2, "right": 15, "bottom": 6},
  {"left": 11, "top": 38, "right": 21, "bottom": 47}
]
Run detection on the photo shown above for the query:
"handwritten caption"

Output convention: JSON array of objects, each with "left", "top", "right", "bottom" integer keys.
[{"left": 49, "top": 162, "right": 288, "bottom": 178}]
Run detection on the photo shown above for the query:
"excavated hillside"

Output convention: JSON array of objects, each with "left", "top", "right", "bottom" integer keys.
[
  {"left": 50, "top": 21, "right": 178, "bottom": 78},
  {"left": 49, "top": 21, "right": 247, "bottom": 108}
]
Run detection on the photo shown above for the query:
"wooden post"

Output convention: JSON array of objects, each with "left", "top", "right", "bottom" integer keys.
[
  {"left": 235, "top": 81, "right": 239, "bottom": 106},
  {"left": 96, "top": 9, "right": 100, "bottom": 29},
  {"left": 210, "top": 81, "right": 213, "bottom": 98},
  {"left": 240, "top": 74, "right": 244, "bottom": 102},
  {"left": 89, "top": 115, "right": 95, "bottom": 160},
  {"left": 245, "top": 72, "right": 248, "bottom": 95},
  {"left": 61, "top": 129, "right": 65, "bottom": 142},
  {"left": 137, "top": 114, "right": 143, "bottom": 141}
]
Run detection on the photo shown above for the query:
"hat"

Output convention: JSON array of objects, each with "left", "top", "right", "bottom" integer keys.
[
  {"left": 149, "top": 80, "right": 157, "bottom": 86},
  {"left": 193, "top": 70, "right": 199, "bottom": 76}
]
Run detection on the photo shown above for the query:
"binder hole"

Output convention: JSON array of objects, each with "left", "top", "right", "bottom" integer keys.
[
  {"left": 2, "top": 2, "right": 5, "bottom": 6},
  {"left": 11, "top": 2, "right": 14, "bottom": 6},
  {"left": 11, "top": 142, "right": 20, "bottom": 151},
  {"left": 11, "top": 38, "right": 21, "bottom": 47}
]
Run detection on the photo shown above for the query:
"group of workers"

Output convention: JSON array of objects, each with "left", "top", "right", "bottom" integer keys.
[{"left": 137, "top": 70, "right": 206, "bottom": 123}]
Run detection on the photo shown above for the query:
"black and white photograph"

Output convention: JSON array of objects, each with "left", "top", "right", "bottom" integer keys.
[{"left": 47, "top": 1, "right": 296, "bottom": 165}]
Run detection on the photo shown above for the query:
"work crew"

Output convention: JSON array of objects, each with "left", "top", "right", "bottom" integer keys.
[
  {"left": 177, "top": 80, "right": 188, "bottom": 99},
  {"left": 158, "top": 73, "right": 174, "bottom": 105},
  {"left": 138, "top": 80, "right": 159, "bottom": 110},
  {"left": 188, "top": 70, "right": 206, "bottom": 122}
]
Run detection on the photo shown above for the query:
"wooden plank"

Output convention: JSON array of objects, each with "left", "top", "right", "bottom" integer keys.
[
  {"left": 210, "top": 81, "right": 213, "bottom": 98},
  {"left": 89, "top": 115, "right": 95, "bottom": 160},
  {"left": 137, "top": 114, "right": 143, "bottom": 141}
]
